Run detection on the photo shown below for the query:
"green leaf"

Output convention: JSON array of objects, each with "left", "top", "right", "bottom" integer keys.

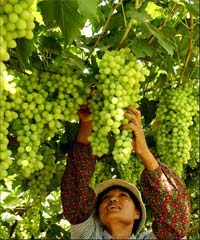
[
  {"left": 184, "top": 2, "right": 199, "bottom": 17},
  {"left": 3, "top": 194, "right": 18, "bottom": 207},
  {"left": 140, "top": 98, "right": 158, "bottom": 126},
  {"left": 40, "top": 36, "right": 62, "bottom": 54},
  {"left": 145, "top": 1, "right": 165, "bottom": 19},
  {"left": 77, "top": 0, "right": 99, "bottom": 22},
  {"left": 126, "top": 8, "right": 152, "bottom": 23},
  {"left": 144, "top": 22, "right": 174, "bottom": 55},
  {"left": 40, "top": 0, "right": 85, "bottom": 45},
  {"left": 16, "top": 38, "right": 34, "bottom": 69},
  {"left": 131, "top": 39, "right": 154, "bottom": 58}
]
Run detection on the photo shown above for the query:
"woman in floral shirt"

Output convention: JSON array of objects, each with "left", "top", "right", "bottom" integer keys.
[{"left": 60, "top": 106, "right": 190, "bottom": 239}]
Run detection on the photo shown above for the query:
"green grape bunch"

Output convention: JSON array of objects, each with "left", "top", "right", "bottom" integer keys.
[
  {"left": 154, "top": 85, "right": 198, "bottom": 176},
  {"left": 1, "top": 57, "right": 90, "bottom": 179},
  {"left": 28, "top": 146, "right": 56, "bottom": 204},
  {"left": 117, "top": 153, "right": 143, "bottom": 185},
  {"left": 88, "top": 48, "right": 149, "bottom": 164},
  {"left": 0, "top": 0, "right": 35, "bottom": 62},
  {"left": 15, "top": 207, "right": 40, "bottom": 239}
]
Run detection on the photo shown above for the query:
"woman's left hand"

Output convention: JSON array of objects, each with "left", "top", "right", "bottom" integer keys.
[{"left": 123, "top": 106, "right": 159, "bottom": 171}]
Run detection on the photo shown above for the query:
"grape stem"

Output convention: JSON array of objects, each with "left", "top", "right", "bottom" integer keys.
[
  {"left": 118, "top": 0, "right": 140, "bottom": 49},
  {"left": 148, "top": 4, "right": 183, "bottom": 44},
  {"left": 87, "top": 0, "right": 124, "bottom": 60},
  {"left": 9, "top": 205, "right": 32, "bottom": 237},
  {"left": 179, "top": 13, "right": 194, "bottom": 84},
  {"left": 118, "top": 18, "right": 134, "bottom": 50}
]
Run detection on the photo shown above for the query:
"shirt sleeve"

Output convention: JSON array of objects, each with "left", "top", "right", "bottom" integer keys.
[
  {"left": 60, "top": 142, "right": 97, "bottom": 224},
  {"left": 140, "top": 162, "right": 191, "bottom": 240}
]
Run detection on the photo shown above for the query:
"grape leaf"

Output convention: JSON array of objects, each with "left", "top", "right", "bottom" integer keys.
[
  {"left": 131, "top": 39, "right": 154, "bottom": 58},
  {"left": 144, "top": 22, "right": 174, "bottom": 56},
  {"left": 16, "top": 38, "right": 35, "bottom": 69},
  {"left": 184, "top": 2, "right": 199, "bottom": 17},
  {"left": 40, "top": 0, "right": 85, "bottom": 45},
  {"left": 77, "top": 0, "right": 99, "bottom": 22},
  {"left": 126, "top": 8, "right": 152, "bottom": 22}
]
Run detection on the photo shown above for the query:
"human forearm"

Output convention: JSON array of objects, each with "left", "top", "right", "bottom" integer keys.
[
  {"left": 60, "top": 143, "right": 96, "bottom": 224},
  {"left": 76, "top": 121, "right": 92, "bottom": 144},
  {"left": 137, "top": 148, "right": 159, "bottom": 171},
  {"left": 124, "top": 107, "right": 159, "bottom": 171},
  {"left": 140, "top": 162, "right": 191, "bottom": 239}
]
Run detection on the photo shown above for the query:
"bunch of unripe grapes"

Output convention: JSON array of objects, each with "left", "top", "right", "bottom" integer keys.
[
  {"left": 188, "top": 110, "right": 199, "bottom": 169},
  {"left": 2, "top": 59, "right": 89, "bottom": 178},
  {"left": 0, "top": 62, "right": 17, "bottom": 93},
  {"left": 0, "top": 223, "right": 9, "bottom": 239},
  {"left": 88, "top": 48, "right": 149, "bottom": 164},
  {"left": 89, "top": 157, "right": 115, "bottom": 188},
  {"left": 15, "top": 207, "right": 40, "bottom": 239},
  {"left": 117, "top": 153, "right": 143, "bottom": 185},
  {"left": 0, "top": 93, "right": 18, "bottom": 179},
  {"left": 154, "top": 85, "right": 198, "bottom": 175},
  {"left": 0, "top": 0, "right": 35, "bottom": 62},
  {"left": 28, "top": 146, "right": 56, "bottom": 204}
]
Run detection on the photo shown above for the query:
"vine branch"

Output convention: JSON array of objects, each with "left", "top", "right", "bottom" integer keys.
[
  {"left": 118, "top": 18, "right": 134, "bottom": 49},
  {"left": 148, "top": 5, "right": 183, "bottom": 44},
  {"left": 179, "top": 13, "right": 194, "bottom": 83},
  {"left": 118, "top": 0, "right": 140, "bottom": 49},
  {"left": 87, "top": 0, "right": 124, "bottom": 60},
  {"left": 187, "top": 223, "right": 200, "bottom": 238}
]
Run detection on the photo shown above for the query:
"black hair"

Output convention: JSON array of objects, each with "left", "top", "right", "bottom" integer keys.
[{"left": 95, "top": 185, "right": 141, "bottom": 234}]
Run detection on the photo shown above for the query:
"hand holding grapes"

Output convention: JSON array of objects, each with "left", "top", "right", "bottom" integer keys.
[
  {"left": 77, "top": 105, "right": 91, "bottom": 123},
  {"left": 124, "top": 107, "right": 159, "bottom": 171},
  {"left": 76, "top": 105, "right": 92, "bottom": 144}
]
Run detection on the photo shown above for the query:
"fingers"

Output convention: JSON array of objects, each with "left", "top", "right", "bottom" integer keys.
[{"left": 124, "top": 106, "right": 141, "bottom": 126}]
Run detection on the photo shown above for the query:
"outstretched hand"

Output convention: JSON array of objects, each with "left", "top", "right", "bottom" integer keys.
[
  {"left": 123, "top": 106, "right": 159, "bottom": 171},
  {"left": 76, "top": 105, "right": 92, "bottom": 144},
  {"left": 77, "top": 105, "right": 91, "bottom": 123}
]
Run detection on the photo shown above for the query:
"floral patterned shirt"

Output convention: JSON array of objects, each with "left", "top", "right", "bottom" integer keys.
[{"left": 60, "top": 143, "right": 191, "bottom": 239}]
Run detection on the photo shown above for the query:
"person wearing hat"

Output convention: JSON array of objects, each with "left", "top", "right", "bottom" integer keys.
[{"left": 61, "top": 106, "right": 191, "bottom": 239}]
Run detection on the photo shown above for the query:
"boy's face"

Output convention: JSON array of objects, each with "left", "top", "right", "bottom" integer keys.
[{"left": 99, "top": 188, "right": 140, "bottom": 227}]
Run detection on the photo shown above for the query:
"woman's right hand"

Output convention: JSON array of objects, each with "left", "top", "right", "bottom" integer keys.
[
  {"left": 123, "top": 106, "right": 159, "bottom": 171},
  {"left": 76, "top": 105, "right": 92, "bottom": 144},
  {"left": 77, "top": 105, "right": 91, "bottom": 123}
]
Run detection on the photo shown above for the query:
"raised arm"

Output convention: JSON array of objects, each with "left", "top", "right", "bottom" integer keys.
[
  {"left": 60, "top": 105, "right": 97, "bottom": 224},
  {"left": 124, "top": 107, "right": 191, "bottom": 239},
  {"left": 123, "top": 106, "right": 159, "bottom": 170}
]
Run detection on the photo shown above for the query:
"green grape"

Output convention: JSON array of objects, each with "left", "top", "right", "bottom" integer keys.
[
  {"left": 154, "top": 85, "right": 198, "bottom": 176},
  {"left": 15, "top": 206, "right": 40, "bottom": 239},
  {"left": 0, "top": 92, "right": 17, "bottom": 179},
  {"left": 1, "top": 57, "right": 89, "bottom": 179},
  {"left": 0, "top": 62, "right": 16, "bottom": 93},
  {"left": 89, "top": 157, "right": 115, "bottom": 188},
  {"left": 0, "top": 0, "right": 35, "bottom": 63},
  {"left": 116, "top": 153, "right": 143, "bottom": 185},
  {"left": 188, "top": 108, "right": 199, "bottom": 169},
  {"left": 0, "top": 224, "right": 9, "bottom": 239},
  {"left": 28, "top": 146, "right": 56, "bottom": 204},
  {"left": 88, "top": 48, "right": 149, "bottom": 165}
]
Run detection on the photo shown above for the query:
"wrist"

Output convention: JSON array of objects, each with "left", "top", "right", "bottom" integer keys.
[
  {"left": 137, "top": 150, "right": 159, "bottom": 171},
  {"left": 76, "top": 121, "right": 92, "bottom": 144}
]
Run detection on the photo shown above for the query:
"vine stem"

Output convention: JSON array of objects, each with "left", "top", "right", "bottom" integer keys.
[
  {"left": 118, "top": 0, "right": 140, "bottom": 49},
  {"left": 178, "top": 13, "right": 194, "bottom": 83},
  {"left": 118, "top": 18, "right": 134, "bottom": 49},
  {"left": 87, "top": 0, "right": 124, "bottom": 60},
  {"left": 148, "top": 5, "right": 183, "bottom": 44}
]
